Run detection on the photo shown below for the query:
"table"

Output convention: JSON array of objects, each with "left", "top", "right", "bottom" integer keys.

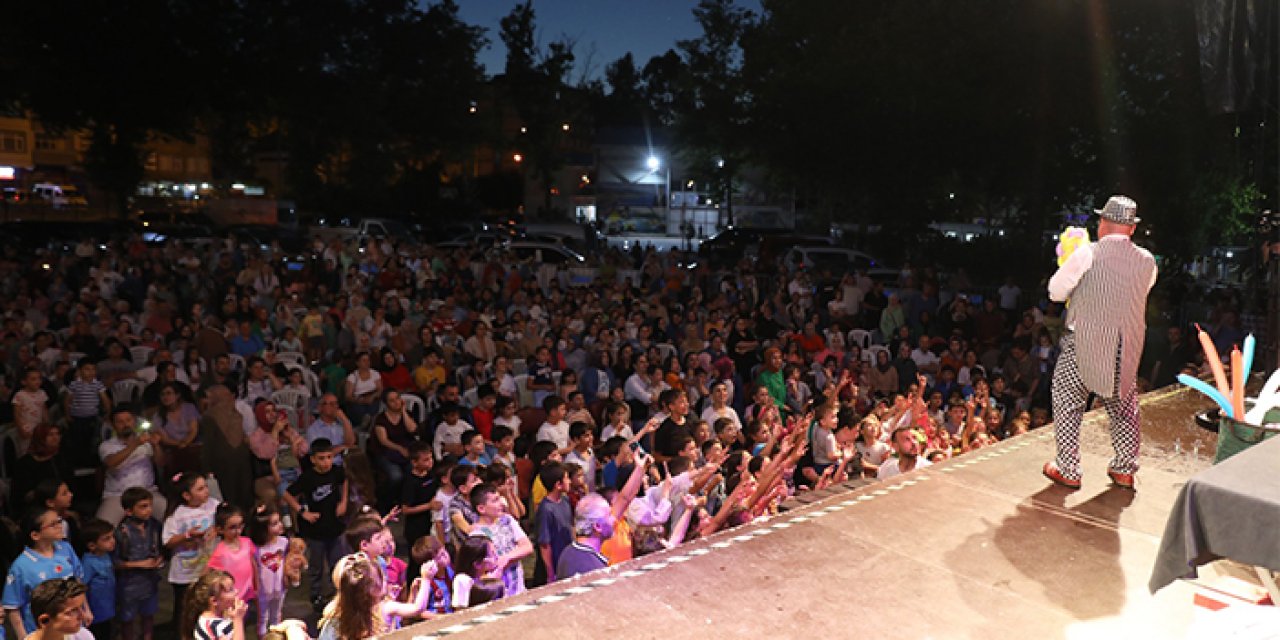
[{"left": 1150, "top": 435, "right": 1280, "bottom": 600}]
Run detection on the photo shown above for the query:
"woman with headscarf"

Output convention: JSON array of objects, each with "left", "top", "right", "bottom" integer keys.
[
  {"left": 248, "top": 400, "right": 308, "bottom": 503},
  {"left": 865, "top": 349, "right": 900, "bottom": 398},
  {"left": 199, "top": 384, "right": 256, "bottom": 513},
  {"left": 375, "top": 347, "right": 414, "bottom": 393}
]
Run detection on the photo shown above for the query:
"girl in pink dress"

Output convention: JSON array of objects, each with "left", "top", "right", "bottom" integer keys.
[{"left": 206, "top": 503, "right": 259, "bottom": 610}]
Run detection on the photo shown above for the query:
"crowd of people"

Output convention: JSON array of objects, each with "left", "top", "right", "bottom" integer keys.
[{"left": 0, "top": 226, "right": 1234, "bottom": 639}]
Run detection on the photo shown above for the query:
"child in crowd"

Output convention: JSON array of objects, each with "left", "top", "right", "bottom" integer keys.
[
  {"left": 317, "top": 550, "right": 438, "bottom": 640},
  {"left": 446, "top": 466, "right": 482, "bottom": 550},
  {"left": 525, "top": 441, "right": 562, "bottom": 511},
  {"left": 489, "top": 425, "right": 517, "bottom": 472},
  {"left": 432, "top": 404, "right": 472, "bottom": 460},
  {"left": 114, "top": 486, "right": 164, "bottom": 640},
  {"left": 250, "top": 504, "right": 289, "bottom": 636},
  {"left": 533, "top": 462, "right": 574, "bottom": 585},
  {"left": 425, "top": 460, "right": 454, "bottom": 545},
  {"left": 181, "top": 569, "right": 248, "bottom": 640},
  {"left": 492, "top": 396, "right": 521, "bottom": 434},
  {"left": 80, "top": 518, "right": 117, "bottom": 640},
  {"left": 563, "top": 422, "right": 596, "bottom": 491},
  {"left": 599, "top": 437, "right": 630, "bottom": 491},
  {"left": 207, "top": 503, "right": 258, "bottom": 607},
  {"left": 564, "top": 462, "right": 588, "bottom": 506},
  {"left": 601, "top": 400, "right": 633, "bottom": 442},
  {"left": 482, "top": 464, "right": 526, "bottom": 520},
  {"left": 528, "top": 346, "right": 556, "bottom": 407},
  {"left": 64, "top": 360, "right": 110, "bottom": 463},
  {"left": 536, "top": 396, "right": 571, "bottom": 452},
  {"left": 163, "top": 472, "right": 218, "bottom": 627},
  {"left": 451, "top": 536, "right": 503, "bottom": 610},
  {"left": 345, "top": 515, "right": 409, "bottom": 626},
  {"left": 471, "top": 384, "right": 497, "bottom": 441},
  {"left": 457, "top": 430, "right": 491, "bottom": 467},
  {"left": 400, "top": 443, "right": 439, "bottom": 582},
  {"left": 344, "top": 516, "right": 394, "bottom": 579},
  {"left": 411, "top": 537, "right": 455, "bottom": 615},
  {"left": 27, "top": 577, "right": 89, "bottom": 640},
  {"left": 470, "top": 483, "right": 532, "bottom": 598},
  {"left": 563, "top": 391, "right": 596, "bottom": 430},
  {"left": 12, "top": 367, "right": 49, "bottom": 455},
  {"left": 283, "top": 438, "right": 348, "bottom": 612},
  {"left": 33, "top": 480, "right": 80, "bottom": 554},
  {"left": 2, "top": 507, "right": 84, "bottom": 639}
]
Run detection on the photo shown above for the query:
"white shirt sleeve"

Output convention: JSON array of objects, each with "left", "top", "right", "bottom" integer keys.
[
  {"left": 452, "top": 573, "right": 475, "bottom": 609},
  {"left": 624, "top": 374, "right": 650, "bottom": 403},
  {"left": 433, "top": 427, "right": 447, "bottom": 460},
  {"left": 1047, "top": 242, "right": 1094, "bottom": 302}
]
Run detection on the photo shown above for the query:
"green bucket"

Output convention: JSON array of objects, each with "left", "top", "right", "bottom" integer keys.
[{"left": 1215, "top": 399, "right": 1280, "bottom": 463}]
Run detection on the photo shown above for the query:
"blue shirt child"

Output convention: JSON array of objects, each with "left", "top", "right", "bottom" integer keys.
[{"left": 2, "top": 541, "right": 83, "bottom": 634}]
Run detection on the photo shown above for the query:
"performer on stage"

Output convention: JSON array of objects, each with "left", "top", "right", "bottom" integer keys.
[{"left": 1042, "top": 195, "right": 1157, "bottom": 489}]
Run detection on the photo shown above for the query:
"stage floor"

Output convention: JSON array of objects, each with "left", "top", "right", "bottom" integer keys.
[{"left": 389, "top": 387, "right": 1220, "bottom": 640}]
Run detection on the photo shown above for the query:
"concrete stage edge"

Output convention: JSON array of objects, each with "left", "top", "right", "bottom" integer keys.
[{"left": 388, "top": 387, "right": 1220, "bottom": 640}]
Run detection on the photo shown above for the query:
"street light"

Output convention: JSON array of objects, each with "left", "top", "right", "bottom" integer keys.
[{"left": 646, "top": 155, "right": 671, "bottom": 232}]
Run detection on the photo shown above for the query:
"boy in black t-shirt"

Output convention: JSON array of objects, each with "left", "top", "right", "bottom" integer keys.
[
  {"left": 399, "top": 442, "right": 440, "bottom": 583},
  {"left": 283, "top": 438, "right": 348, "bottom": 611}
]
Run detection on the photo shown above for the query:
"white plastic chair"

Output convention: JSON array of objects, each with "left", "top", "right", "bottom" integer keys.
[
  {"left": 654, "top": 343, "right": 677, "bottom": 363},
  {"left": 511, "top": 358, "right": 528, "bottom": 375},
  {"left": 400, "top": 393, "right": 427, "bottom": 423},
  {"left": 514, "top": 374, "right": 533, "bottom": 408},
  {"left": 130, "top": 345, "right": 155, "bottom": 366},
  {"left": 275, "top": 351, "right": 306, "bottom": 368},
  {"left": 286, "top": 364, "right": 322, "bottom": 397},
  {"left": 848, "top": 329, "right": 872, "bottom": 350},
  {"left": 279, "top": 405, "right": 300, "bottom": 430},
  {"left": 111, "top": 379, "right": 146, "bottom": 407},
  {"left": 272, "top": 389, "right": 308, "bottom": 412},
  {"left": 865, "top": 344, "right": 890, "bottom": 364}
]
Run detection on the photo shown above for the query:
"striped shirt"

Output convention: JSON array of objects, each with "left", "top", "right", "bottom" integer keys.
[
  {"left": 195, "top": 613, "right": 234, "bottom": 640},
  {"left": 67, "top": 378, "right": 107, "bottom": 418}
]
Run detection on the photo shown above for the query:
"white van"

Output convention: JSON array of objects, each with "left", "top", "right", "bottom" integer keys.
[{"left": 30, "top": 183, "right": 88, "bottom": 208}]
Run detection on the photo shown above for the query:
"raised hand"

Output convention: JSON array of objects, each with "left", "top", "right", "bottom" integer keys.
[{"left": 382, "top": 505, "right": 402, "bottom": 525}]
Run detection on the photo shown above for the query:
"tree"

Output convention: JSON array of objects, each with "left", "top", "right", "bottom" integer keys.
[
  {"left": 0, "top": 0, "right": 222, "bottom": 214},
  {"left": 499, "top": 1, "right": 580, "bottom": 217},
  {"left": 673, "top": 0, "right": 757, "bottom": 225}
]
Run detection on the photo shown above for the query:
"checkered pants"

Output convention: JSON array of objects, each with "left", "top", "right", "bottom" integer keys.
[{"left": 1050, "top": 331, "right": 1141, "bottom": 480}]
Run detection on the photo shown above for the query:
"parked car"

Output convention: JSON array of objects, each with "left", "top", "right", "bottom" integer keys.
[
  {"left": 30, "top": 183, "right": 88, "bottom": 208},
  {"left": 698, "top": 227, "right": 796, "bottom": 266},
  {"left": 311, "top": 217, "right": 414, "bottom": 245},
  {"left": 783, "top": 246, "right": 887, "bottom": 274},
  {"left": 497, "top": 241, "right": 586, "bottom": 265}
]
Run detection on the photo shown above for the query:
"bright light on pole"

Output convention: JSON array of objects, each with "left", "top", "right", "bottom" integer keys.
[{"left": 646, "top": 156, "right": 660, "bottom": 171}]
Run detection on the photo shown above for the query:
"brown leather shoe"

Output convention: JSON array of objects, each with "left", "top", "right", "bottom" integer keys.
[
  {"left": 1043, "top": 462, "right": 1081, "bottom": 489},
  {"left": 1107, "top": 469, "right": 1135, "bottom": 489}
]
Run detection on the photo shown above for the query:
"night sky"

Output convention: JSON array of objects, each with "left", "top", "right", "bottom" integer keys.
[{"left": 456, "top": 0, "right": 761, "bottom": 78}]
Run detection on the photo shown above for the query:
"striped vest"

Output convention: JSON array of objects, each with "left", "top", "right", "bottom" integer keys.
[{"left": 1064, "top": 238, "right": 1157, "bottom": 398}]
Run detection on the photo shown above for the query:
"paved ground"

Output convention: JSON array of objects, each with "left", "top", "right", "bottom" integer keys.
[{"left": 387, "top": 387, "right": 1221, "bottom": 640}]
